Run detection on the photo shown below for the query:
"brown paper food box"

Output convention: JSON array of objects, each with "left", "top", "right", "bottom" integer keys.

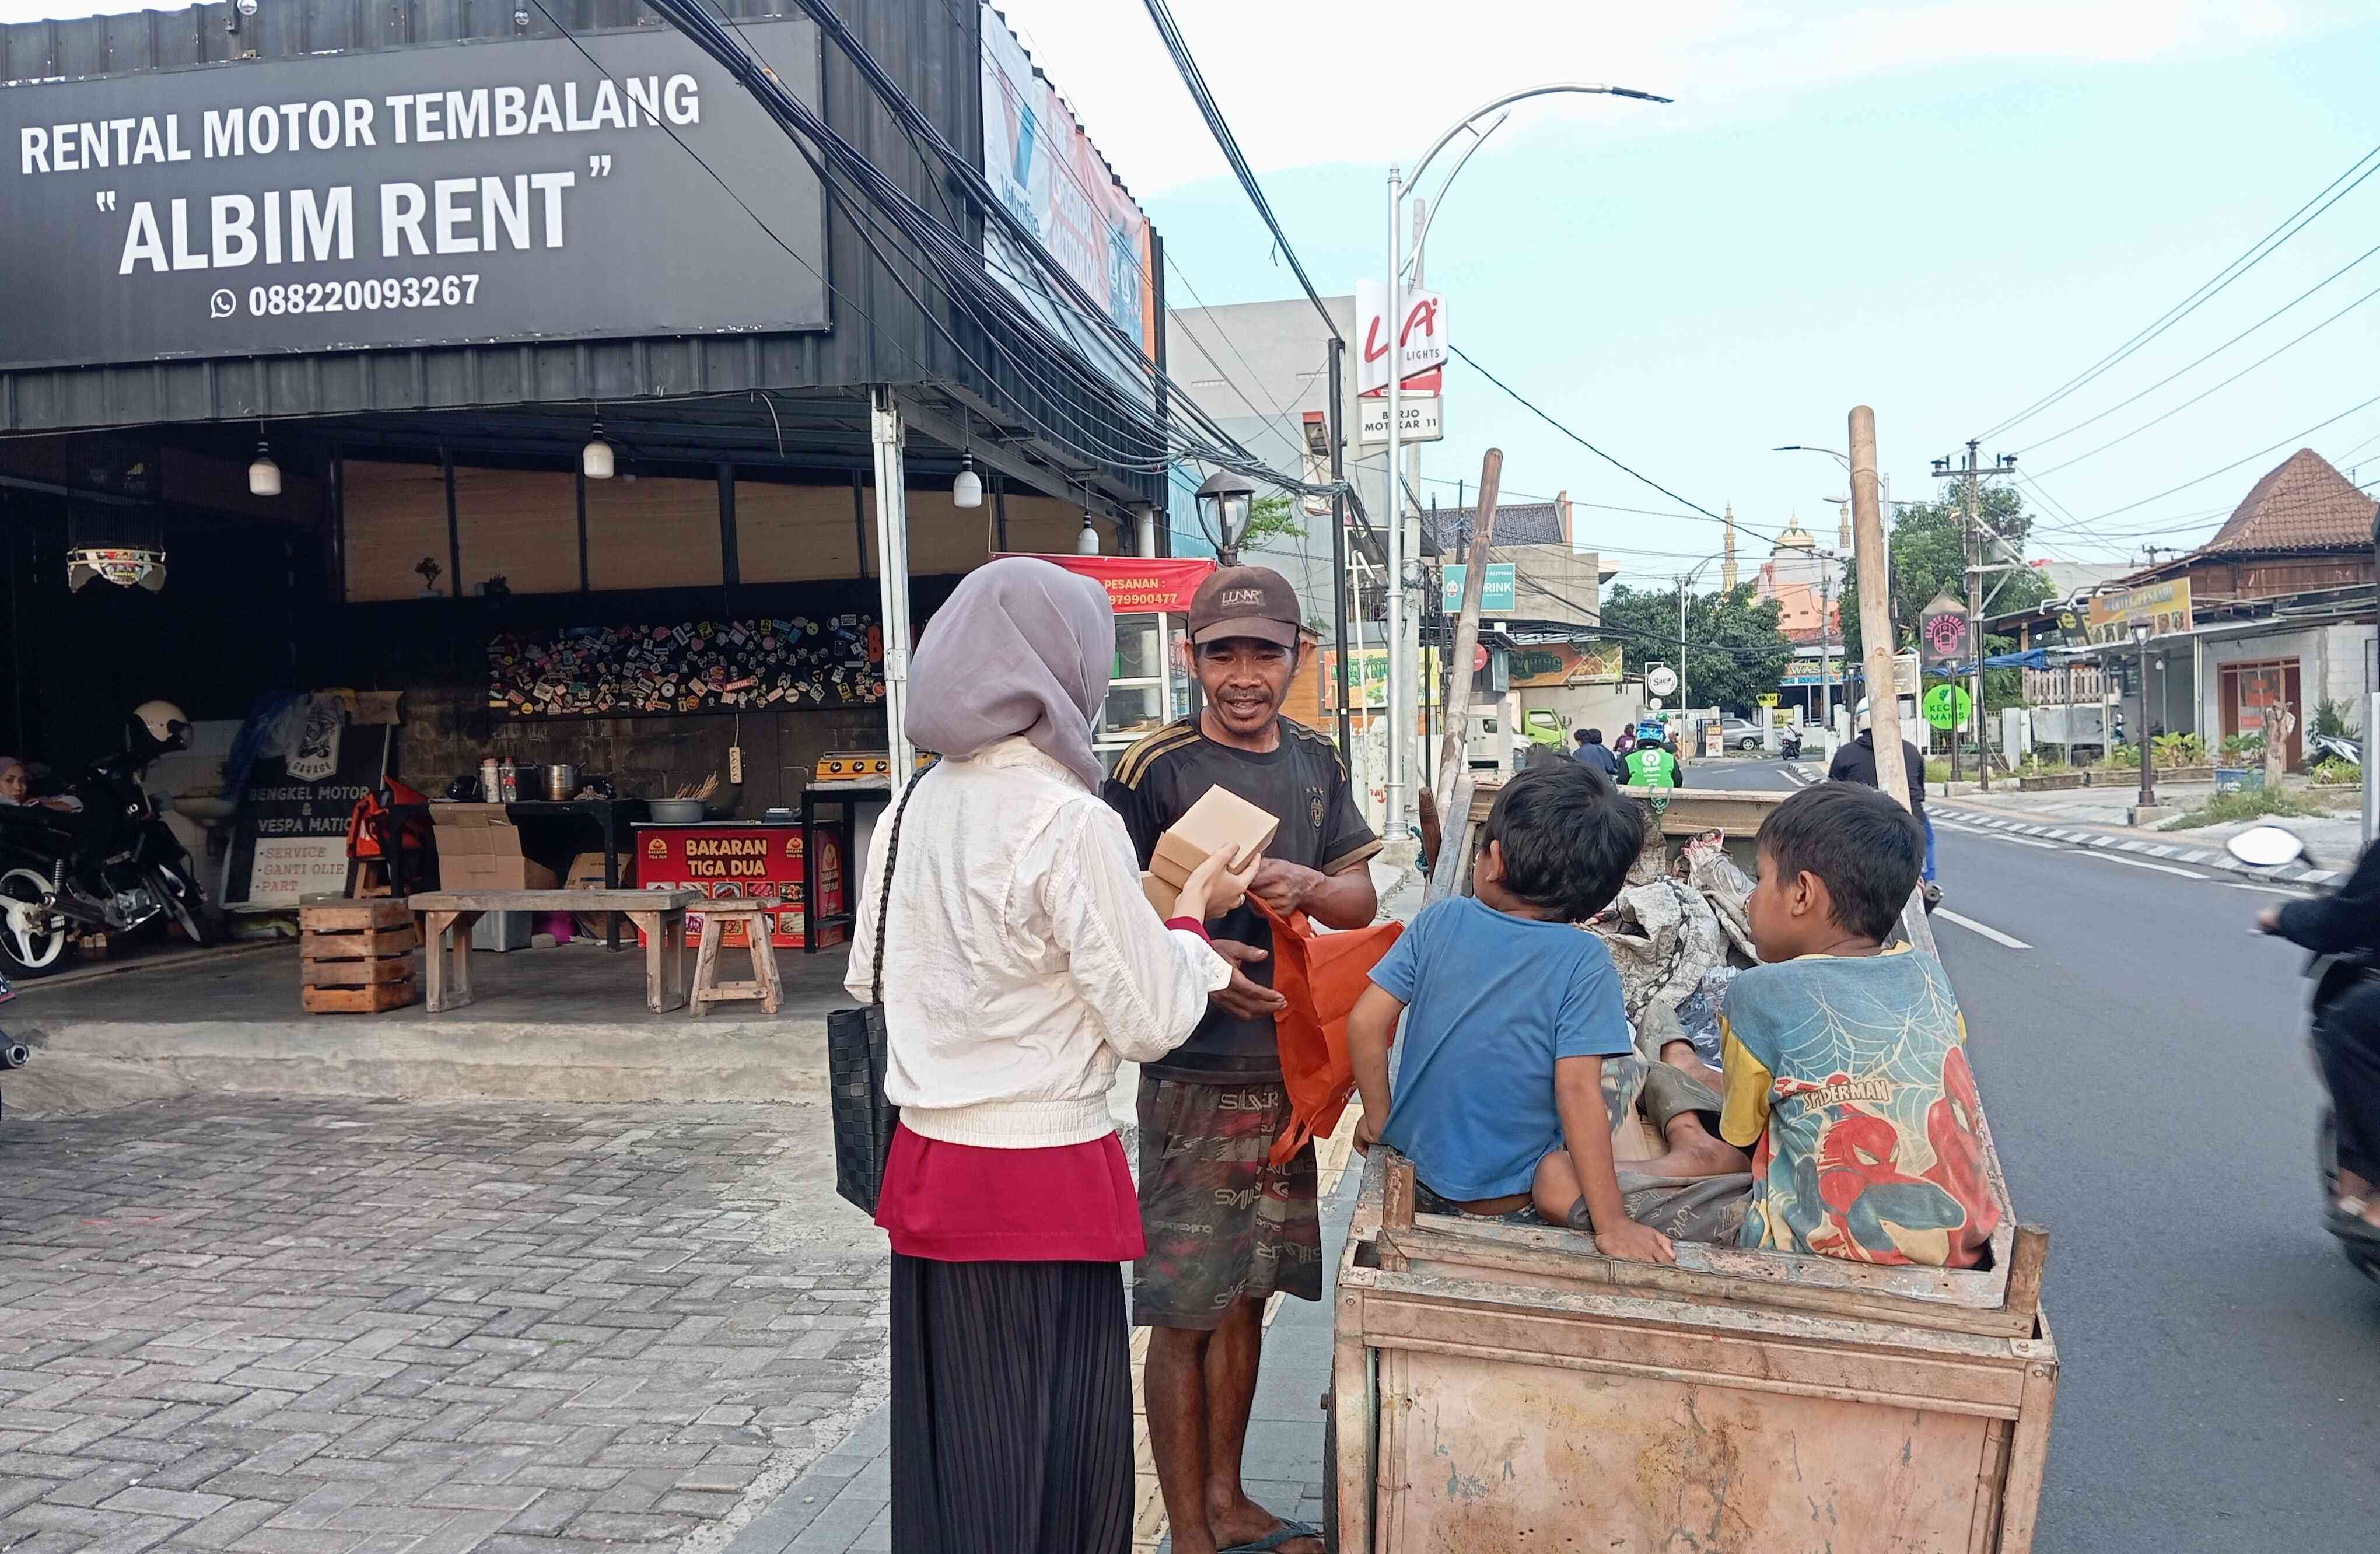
[
  {"left": 1148, "top": 785, "right": 1280, "bottom": 892},
  {"left": 1140, "top": 872, "right": 1181, "bottom": 919},
  {"left": 428, "top": 803, "right": 562, "bottom": 892}
]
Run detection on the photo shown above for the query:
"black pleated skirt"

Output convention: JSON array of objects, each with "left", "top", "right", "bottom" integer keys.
[{"left": 888, "top": 1253, "right": 1134, "bottom": 1554}]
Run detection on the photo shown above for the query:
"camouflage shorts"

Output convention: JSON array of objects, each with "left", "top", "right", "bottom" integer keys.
[{"left": 1133, "top": 1076, "right": 1322, "bottom": 1330}]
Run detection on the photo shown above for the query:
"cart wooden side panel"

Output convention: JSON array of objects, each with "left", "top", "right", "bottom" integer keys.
[{"left": 1334, "top": 1160, "right": 2058, "bottom": 1553}]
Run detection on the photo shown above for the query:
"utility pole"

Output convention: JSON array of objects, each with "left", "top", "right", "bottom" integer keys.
[
  {"left": 1382, "top": 163, "right": 1408, "bottom": 845},
  {"left": 1933, "top": 439, "right": 2019, "bottom": 792},
  {"left": 1851, "top": 407, "right": 1933, "bottom": 951},
  {"left": 1677, "top": 576, "right": 1689, "bottom": 715},
  {"left": 1326, "top": 334, "right": 1353, "bottom": 758},
  {"left": 1818, "top": 566, "right": 1835, "bottom": 743}
]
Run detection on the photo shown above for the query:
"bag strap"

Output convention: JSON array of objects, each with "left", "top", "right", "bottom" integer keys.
[{"left": 869, "top": 759, "right": 938, "bottom": 1007}]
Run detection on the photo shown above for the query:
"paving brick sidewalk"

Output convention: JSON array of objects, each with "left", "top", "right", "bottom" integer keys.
[{"left": 0, "top": 1097, "right": 890, "bottom": 1554}]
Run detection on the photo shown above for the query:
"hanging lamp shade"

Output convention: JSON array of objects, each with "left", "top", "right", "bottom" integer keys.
[
  {"left": 1076, "top": 514, "right": 1101, "bottom": 555},
  {"left": 583, "top": 421, "right": 615, "bottom": 480},
  {"left": 248, "top": 440, "right": 281, "bottom": 497},
  {"left": 952, "top": 453, "right": 983, "bottom": 509}
]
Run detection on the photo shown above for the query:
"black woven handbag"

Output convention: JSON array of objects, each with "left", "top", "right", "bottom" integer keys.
[{"left": 827, "top": 764, "right": 931, "bottom": 1214}]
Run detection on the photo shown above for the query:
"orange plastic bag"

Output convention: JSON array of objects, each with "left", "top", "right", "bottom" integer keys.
[{"left": 1255, "top": 899, "right": 1404, "bottom": 1167}]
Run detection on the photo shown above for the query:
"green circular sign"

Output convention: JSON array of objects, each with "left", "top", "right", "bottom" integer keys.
[{"left": 1923, "top": 684, "right": 1973, "bottom": 730}]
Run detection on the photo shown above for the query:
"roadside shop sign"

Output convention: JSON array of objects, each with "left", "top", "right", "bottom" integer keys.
[
  {"left": 1358, "top": 393, "right": 1444, "bottom": 444},
  {"left": 0, "top": 19, "right": 829, "bottom": 371},
  {"left": 1923, "top": 683, "right": 1973, "bottom": 730},
  {"left": 1507, "top": 640, "right": 1623, "bottom": 688},
  {"left": 1919, "top": 594, "right": 1969, "bottom": 667},
  {"left": 1006, "top": 554, "right": 1213, "bottom": 614},
  {"left": 2084, "top": 579, "right": 2194, "bottom": 645},
  {"left": 1440, "top": 562, "right": 1516, "bottom": 613},
  {"left": 1354, "top": 278, "right": 1447, "bottom": 396}
]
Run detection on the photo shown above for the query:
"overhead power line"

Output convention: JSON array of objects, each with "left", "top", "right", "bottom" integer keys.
[
  {"left": 1446, "top": 343, "right": 1792, "bottom": 549},
  {"left": 1979, "top": 141, "right": 2380, "bottom": 442},
  {"left": 1137, "top": 0, "right": 1339, "bottom": 342},
  {"left": 2020, "top": 238, "right": 2380, "bottom": 456}
]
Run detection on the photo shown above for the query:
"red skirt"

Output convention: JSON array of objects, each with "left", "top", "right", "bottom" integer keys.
[{"left": 875, "top": 1122, "right": 1144, "bottom": 1264}]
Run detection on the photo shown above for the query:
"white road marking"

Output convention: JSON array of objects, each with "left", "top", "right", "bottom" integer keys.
[
  {"left": 2081, "top": 852, "right": 2206, "bottom": 880},
  {"left": 1936, "top": 909, "right": 2032, "bottom": 950},
  {"left": 1998, "top": 835, "right": 2064, "bottom": 850},
  {"left": 2219, "top": 881, "right": 2301, "bottom": 895}
]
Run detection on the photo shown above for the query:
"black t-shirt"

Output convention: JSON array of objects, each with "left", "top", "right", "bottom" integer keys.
[{"left": 1104, "top": 716, "right": 1381, "bottom": 1082}]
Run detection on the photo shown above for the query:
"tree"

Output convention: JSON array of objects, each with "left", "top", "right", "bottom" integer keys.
[
  {"left": 1838, "top": 484, "right": 2053, "bottom": 713},
  {"left": 1239, "top": 492, "right": 1306, "bottom": 551},
  {"left": 1599, "top": 582, "right": 1794, "bottom": 717}
]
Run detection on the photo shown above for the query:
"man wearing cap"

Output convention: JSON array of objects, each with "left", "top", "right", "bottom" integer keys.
[{"left": 1105, "top": 565, "right": 1378, "bottom": 1554}]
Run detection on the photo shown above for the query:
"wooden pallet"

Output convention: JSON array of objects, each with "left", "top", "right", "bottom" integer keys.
[{"left": 300, "top": 897, "right": 419, "bottom": 1014}]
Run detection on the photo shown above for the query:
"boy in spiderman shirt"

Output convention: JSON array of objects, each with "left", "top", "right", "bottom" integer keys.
[{"left": 1705, "top": 783, "right": 1999, "bottom": 1268}]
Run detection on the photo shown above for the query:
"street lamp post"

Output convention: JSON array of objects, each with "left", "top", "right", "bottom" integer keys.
[
  {"left": 1381, "top": 82, "right": 1669, "bottom": 842},
  {"left": 2132, "top": 620, "right": 2157, "bottom": 813},
  {"left": 1195, "top": 469, "right": 1256, "bottom": 568}
]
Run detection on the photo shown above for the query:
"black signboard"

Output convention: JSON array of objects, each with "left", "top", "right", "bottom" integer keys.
[
  {"left": 0, "top": 20, "right": 827, "bottom": 370},
  {"left": 227, "top": 715, "right": 395, "bottom": 909}
]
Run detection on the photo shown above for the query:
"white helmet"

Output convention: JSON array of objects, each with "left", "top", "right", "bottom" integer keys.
[
  {"left": 1855, "top": 698, "right": 1873, "bottom": 729},
  {"left": 132, "top": 699, "right": 190, "bottom": 746}
]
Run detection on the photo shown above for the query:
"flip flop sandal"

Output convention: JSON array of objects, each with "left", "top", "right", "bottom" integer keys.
[{"left": 1219, "top": 1521, "right": 1323, "bottom": 1554}]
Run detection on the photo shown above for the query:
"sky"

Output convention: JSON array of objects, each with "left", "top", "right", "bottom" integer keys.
[
  {"left": 981, "top": 0, "right": 2380, "bottom": 584},
  {"left": 5, "top": 1, "right": 2378, "bottom": 587}
]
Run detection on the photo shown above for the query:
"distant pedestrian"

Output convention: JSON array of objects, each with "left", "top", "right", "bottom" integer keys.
[
  {"left": 1573, "top": 727, "right": 1620, "bottom": 779},
  {"left": 1829, "top": 698, "right": 1938, "bottom": 902},
  {"left": 1612, "top": 727, "right": 1639, "bottom": 758}
]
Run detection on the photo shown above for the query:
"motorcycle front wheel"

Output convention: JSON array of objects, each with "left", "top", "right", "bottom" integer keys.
[{"left": 0, "top": 866, "right": 71, "bottom": 978}]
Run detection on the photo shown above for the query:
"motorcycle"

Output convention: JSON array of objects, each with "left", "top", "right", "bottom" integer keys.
[
  {"left": 2308, "top": 730, "right": 2361, "bottom": 768},
  {"left": 1779, "top": 727, "right": 1804, "bottom": 761},
  {"left": 0, "top": 712, "right": 216, "bottom": 980},
  {"left": 2231, "top": 823, "right": 2380, "bottom": 1284},
  {"left": 0, "top": 1038, "right": 24, "bottom": 1121}
]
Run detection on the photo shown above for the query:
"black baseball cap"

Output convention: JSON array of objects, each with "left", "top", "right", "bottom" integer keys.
[{"left": 1188, "top": 566, "right": 1301, "bottom": 647}]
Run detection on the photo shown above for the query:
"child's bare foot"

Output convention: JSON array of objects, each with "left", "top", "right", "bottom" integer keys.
[{"left": 1657, "top": 1038, "right": 1725, "bottom": 1094}]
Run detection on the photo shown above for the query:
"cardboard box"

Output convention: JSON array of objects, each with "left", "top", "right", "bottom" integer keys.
[
  {"left": 429, "top": 804, "right": 561, "bottom": 892},
  {"left": 1149, "top": 785, "right": 1279, "bottom": 891},
  {"left": 1141, "top": 872, "right": 1180, "bottom": 919}
]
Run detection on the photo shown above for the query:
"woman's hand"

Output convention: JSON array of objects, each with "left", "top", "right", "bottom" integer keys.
[
  {"left": 1176, "top": 844, "right": 1257, "bottom": 922},
  {"left": 2257, "top": 905, "right": 2283, "bottom": 935}
]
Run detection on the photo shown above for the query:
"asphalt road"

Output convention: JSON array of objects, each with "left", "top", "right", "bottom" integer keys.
[{"left": 1697, "top": 756, "right": 2380, "bottom": 1549}]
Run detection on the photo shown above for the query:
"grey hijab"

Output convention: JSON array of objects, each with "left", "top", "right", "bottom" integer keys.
[{"left": 905, "top": 556, "right": 1112, "bottom": 790}]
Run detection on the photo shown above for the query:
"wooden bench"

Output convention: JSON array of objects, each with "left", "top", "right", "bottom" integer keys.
[{"left": 407, "top": 889, "right": 701, "bottom": 1014}]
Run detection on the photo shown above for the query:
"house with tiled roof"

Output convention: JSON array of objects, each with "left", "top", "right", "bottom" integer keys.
[{"left": 2006, "top": 448, "right": 2375, "bottom": 769}]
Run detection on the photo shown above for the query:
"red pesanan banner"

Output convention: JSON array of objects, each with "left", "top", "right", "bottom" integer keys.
[{"left": 1000, "top": 554, "right": 1215, "bottom": 615}]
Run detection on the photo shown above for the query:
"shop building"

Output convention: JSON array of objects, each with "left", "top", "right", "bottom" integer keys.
[{"left": 0, "top": 2, "right": 1203, "bottom": 916}]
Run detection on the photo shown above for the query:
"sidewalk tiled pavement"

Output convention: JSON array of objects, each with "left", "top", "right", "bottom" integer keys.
[{"left": 0, "top": 1098, "right": 890, "bottom": 1553}]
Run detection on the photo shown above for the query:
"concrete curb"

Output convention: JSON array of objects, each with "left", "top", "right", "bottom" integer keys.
[{"left": 1930, "top": 805, "right": 2337, "bottom": 889}]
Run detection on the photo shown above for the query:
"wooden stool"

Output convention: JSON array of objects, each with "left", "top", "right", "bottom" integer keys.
[
  {"left": 690, "top": 900, "right": 783, "bottom": 1017},
  {"left": 300, "top": 897, "right": 419, "bottom": 1014}
]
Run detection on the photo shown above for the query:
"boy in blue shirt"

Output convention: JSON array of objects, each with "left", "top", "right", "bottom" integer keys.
[{"left": 1349, "top": 762, "right": 1743, "bottom": 1264}]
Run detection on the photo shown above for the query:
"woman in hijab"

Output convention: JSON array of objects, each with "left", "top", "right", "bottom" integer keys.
[{"left": 845, "top": 556, "right": 1250, "bottom": 1554}]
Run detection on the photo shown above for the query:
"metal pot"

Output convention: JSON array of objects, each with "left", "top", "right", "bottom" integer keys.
[{"left": 540, "top": 764, "right": 580, "bottom": 802}]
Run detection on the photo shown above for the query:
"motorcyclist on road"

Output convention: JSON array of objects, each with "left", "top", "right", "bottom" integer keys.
[
  {"left": 1829, "top": 699, "right": 1938, "bottom": 907},
  {"left": 2259, "top": 844, "right": 2380, "bottom": 1248}
]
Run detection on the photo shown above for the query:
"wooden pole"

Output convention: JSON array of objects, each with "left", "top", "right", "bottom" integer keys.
[
  {"left": 1851, "top": 407, "right": 1936, "bottom": 953},
  {"left": 1850, "top": 408, "right": 1912, "bottom": 816},
  {"left": 1433, "top": 448, "right": 1503, "bottom": 817}
]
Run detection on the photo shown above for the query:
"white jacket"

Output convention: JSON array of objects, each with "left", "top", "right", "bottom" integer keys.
[{"left": 844, "top": 736, "right": 1231, "bottom": 1149}]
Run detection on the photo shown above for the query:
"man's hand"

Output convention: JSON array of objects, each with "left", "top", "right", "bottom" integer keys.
[
  {"left": 2258, "top": 905, "right": 2283, "bottom": 935},
  {"left": 1208, "top": 939, "right": 1287, "bottom": 1019},
  {"left": 1249, "top": 859, "right": 1325, "bottom": 916},
  {"left": 1597, "top": 1218, "right": 1676, "bottom": 1265},
  {"left": 1353, "top": 1110, "right": 1383, "bottom": 1154}
]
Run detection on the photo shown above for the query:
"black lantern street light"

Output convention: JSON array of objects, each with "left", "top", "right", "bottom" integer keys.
[{"left": 1196, "top": 470, "right": 1258, "bottom": 568}]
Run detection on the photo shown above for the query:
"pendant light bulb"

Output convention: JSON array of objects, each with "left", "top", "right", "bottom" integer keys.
[
  {"left": 1076, "top": 512, "right": 1101, "bottom": 555},
  {"left": 952, "top": 453, "right": 982, "bottom": 509},
  {"left": 247, "top": 438, "right": 281, "bottom": 498},
  {"left": 582, "top": 419, "right": 615, "bottom": 480}
]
